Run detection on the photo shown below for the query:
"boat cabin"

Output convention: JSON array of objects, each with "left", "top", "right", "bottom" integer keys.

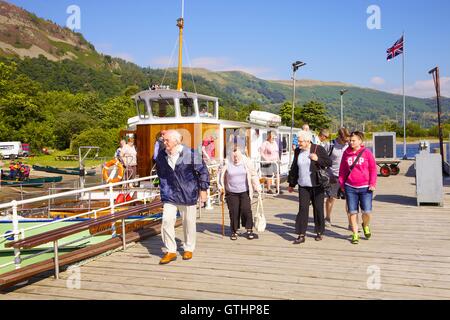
[
  {"left": 125, "top": 88, "right": 222, "bottom": 177},
  {"left": 125, "top": 88, "right": 302, "bottom": 178}
]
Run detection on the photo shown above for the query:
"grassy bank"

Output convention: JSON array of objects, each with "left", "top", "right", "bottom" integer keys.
[{"left": 0, "top": 150, "right": 107, "bottom": 169}]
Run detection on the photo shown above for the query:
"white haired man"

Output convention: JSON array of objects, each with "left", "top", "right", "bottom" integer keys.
[{"left": 155, "top": 130, "right": 210, "bottom": 264}]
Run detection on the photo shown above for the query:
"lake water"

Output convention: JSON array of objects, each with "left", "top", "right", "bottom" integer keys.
[{"left": 367, "top": 142, "right": 448, "bottom": 160}]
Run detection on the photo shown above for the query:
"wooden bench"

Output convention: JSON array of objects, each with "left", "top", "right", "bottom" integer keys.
[
  {"left": 1, "top": 201, "right": 164, "bottom": 289},
  {"left": 0, "top": 217, "right": 182, "bottom": 290},
  {"left": 55, "top": 155, "right": 79, "bottom": 161}
]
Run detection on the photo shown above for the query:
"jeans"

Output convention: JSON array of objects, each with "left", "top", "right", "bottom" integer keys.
[{"left": 345, "top": 185, "right": 373, "bottom": 214}]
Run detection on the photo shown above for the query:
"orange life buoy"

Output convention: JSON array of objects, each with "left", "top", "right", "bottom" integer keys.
[{"left": 102, "top": 159, "right": 124, "bottom": 183}]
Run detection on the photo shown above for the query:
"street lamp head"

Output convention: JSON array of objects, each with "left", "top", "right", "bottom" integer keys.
[
  {"left": 428, "top": 67, "right": 438, "bottom": 75},
  {"left": 292, "top": 61, "right": 306, "bottom": 72},
  {"left": 340, "top": 89, "right": 348, "bottom": 95}
]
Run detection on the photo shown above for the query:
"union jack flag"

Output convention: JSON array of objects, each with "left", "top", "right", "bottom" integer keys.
[{"left": 386, "top": 36, "right": 404, "bottom": 61}]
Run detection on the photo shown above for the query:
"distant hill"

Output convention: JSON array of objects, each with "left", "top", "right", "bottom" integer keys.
[
  {"left": 271, "top": 79, "right": 354, "bottom": 88},
  {"left": 0, "top": 0, "right": 448, "bottom": 127},
  {"left": 0, "top": 1, "right": 110, "bottom": 69}
]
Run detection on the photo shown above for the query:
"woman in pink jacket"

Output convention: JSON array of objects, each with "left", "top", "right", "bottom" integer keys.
[{"left": 339, "top": 131, "right": 377, "bottom": 244}]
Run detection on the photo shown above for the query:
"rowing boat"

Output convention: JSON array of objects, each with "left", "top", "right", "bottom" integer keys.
[{"left": 32, "top": 165, "right": 96, "bottom": 176}]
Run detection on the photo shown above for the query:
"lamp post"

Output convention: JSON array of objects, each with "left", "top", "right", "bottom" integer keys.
[
  {"left": 340, "top": 89, "right": 348, "bottom": 128},
  {"left": 289, "top": 61, "right": 306, "bottom": 166},
  {"left": 428, "top": 66, "right": 445, "bottom": 172}
]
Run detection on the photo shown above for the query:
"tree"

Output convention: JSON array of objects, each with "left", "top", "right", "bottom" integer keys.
[
  {"left": 71, "top": 128, "right": 119, "bottom": 157},
  {"left": 18, "top": 121, "right": 55, "bottom": 152},
  {"left": 53, "top": 112, "right": 97, "bottom": 150},
  {"left": 100, "top": 96, "right": 135, "bottom": 129},
  {"left": 237, "top": 102, "right": 262, "bottom": 122},
  {"left": 299, "top": 101, "right": 331, "bottom": 130},
  {"left": 279, "top": 101, "right": 292, "bottom": 126},
  {"left": 0, "top": 62, "right": 17, "bottom": 95},
  {"left": 0, "top": 93, "right": 42, "bottom": 131},
  {"left": 219, "top": 105, "right": 238, "bottom": 121}
]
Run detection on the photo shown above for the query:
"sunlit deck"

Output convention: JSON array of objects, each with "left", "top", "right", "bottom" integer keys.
[{"left": 2, "top": 160, "right": 450, "bottom": 300}]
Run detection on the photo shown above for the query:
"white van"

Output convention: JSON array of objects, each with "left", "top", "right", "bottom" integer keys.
[{"left": 0, "top": 142, "right": 23, "bottom": 160}]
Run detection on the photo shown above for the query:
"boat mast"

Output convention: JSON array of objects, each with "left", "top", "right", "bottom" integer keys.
[{"left": 176, "top": 0, "right": 184, "bottom": 91}]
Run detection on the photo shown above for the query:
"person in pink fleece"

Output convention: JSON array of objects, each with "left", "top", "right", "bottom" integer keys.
[{"left": 339, "top": 131, "right": 377, "bottom": 244}]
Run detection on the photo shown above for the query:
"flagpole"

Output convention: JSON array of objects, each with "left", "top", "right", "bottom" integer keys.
[{"left": 402, "top": 32, "right": 407, "bottom": 160}]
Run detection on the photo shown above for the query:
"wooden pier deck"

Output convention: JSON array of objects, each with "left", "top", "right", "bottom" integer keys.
[{"left": 2, "top": 160, "right": 450, "bottom": 300}]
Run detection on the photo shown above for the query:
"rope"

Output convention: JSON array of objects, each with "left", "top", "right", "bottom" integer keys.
[
  {"left": 183, "top": 38, "right": 197, "bottom": 94},
  {"left": 161, "top": 37, "right": 179, "bottom": 87}
]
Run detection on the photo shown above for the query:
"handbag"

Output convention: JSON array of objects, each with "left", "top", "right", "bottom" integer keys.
[
  {"left": 337, "top": 188, "right": 346, "bottom": 200},
  {"left": 253, "top": 194, "right": 266, "bottom": 232},
  {"left": 313, "top": 145, "right": 331, "bottom": 191}
]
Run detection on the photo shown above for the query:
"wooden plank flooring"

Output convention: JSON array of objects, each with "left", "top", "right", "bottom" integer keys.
[{"left": 2, "top": 160, "right": 450, "bottom": 300}]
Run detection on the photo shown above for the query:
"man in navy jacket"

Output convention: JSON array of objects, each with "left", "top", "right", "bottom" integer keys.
[{"left": 155, "top": 130, "right": 209, "bottom": 264}]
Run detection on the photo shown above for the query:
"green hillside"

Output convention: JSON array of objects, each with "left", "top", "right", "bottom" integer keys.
[{"left": 0, "top": 0, "right": 449, "bottom": 156}]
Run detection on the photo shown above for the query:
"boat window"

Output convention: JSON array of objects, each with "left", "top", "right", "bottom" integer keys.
[
  {"left": 136, "top": 99, "right": 149, "bottom": 119},
  {"left": 198, "top": 99, "right": 216, "bottom": 118},
  {"left": 180, "top": 98, "right": 196, "bottom": 117},
  {"left": 281, "top": 134, "right": 289, "bottom": 154},
  {"left": 150, "top": 98, "right": 176, "bottom": 118}
]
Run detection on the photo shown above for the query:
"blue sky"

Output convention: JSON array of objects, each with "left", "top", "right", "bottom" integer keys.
[{"left": 7, "top": 0, "right": 450, "bottom": 98}]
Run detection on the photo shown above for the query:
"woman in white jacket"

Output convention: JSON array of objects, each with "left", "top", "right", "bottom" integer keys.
[{"left": 219, "top": 148, "right": 261, "bottom": 240}]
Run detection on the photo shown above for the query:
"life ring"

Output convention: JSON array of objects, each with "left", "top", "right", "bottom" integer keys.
[{"left": 102, "top": 159, "right": 124, "bottom": 183}]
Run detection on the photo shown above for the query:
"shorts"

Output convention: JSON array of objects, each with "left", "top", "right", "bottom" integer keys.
[
  {"left": 261, "top": 162, "right": 277, "bottom": 177},
  {"left": 345, "top": 185, "right": 373, "bottom": 214},
  {"left": 326, "top": 175, "right": 339, "bottom": 198}
]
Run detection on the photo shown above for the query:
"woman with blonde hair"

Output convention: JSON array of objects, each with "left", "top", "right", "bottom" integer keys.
[{"left": 219, "top": 148, "right": 261, "bottom": 240}]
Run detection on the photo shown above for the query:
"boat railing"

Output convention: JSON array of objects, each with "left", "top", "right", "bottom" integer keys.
[
  {"left": 201, "top": 163, "right": 221, "bottom": 213},
  {"left": 253, "top": 160, "right": 281, "bottom": 197},
  {"left": 0, "top": 175, "right": 160, "bottom": 273}
]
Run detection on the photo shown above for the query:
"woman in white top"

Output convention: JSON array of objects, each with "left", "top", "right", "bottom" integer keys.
[
  {"left": 219, "top": 148, "right": 261, "bottom": 240},
  {"left": 120, "top": 138, "right": 137, "bottom": 180},
  {"left": 259, "top": 131, "right": 280, "bottom": 194}
]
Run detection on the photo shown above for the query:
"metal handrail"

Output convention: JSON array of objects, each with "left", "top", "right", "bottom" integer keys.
[
  {"left": 0, "top": 175, "right": 160, "bottom": 277},
  {"left": 254, "top": 160, "right": 281, "bottom": 196}
]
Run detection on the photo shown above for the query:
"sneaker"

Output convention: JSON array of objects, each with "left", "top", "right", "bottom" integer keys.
[
  {"left": 246, "top": 230, "right": 254, "bottom": 240},
  {"left": 230, "top": 233, "right": 237, "bottom": 241},
  {"left": 362, "top": 224, "right": 371, "bottom": 239},
  {"left": 325, "top": 218, "right": 331, "bottom": 227},
  {"left": 351, "top": 233, "right": 359, "bottom": 244}
]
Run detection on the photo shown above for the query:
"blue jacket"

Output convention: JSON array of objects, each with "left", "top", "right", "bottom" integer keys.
[{"left": 155, "top": 145, "right": 210, "bottom": 206}]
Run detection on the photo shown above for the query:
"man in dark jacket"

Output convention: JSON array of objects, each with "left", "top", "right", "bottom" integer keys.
[{"left": 155, "top": 130, "right": 209, "bottom": 264}]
